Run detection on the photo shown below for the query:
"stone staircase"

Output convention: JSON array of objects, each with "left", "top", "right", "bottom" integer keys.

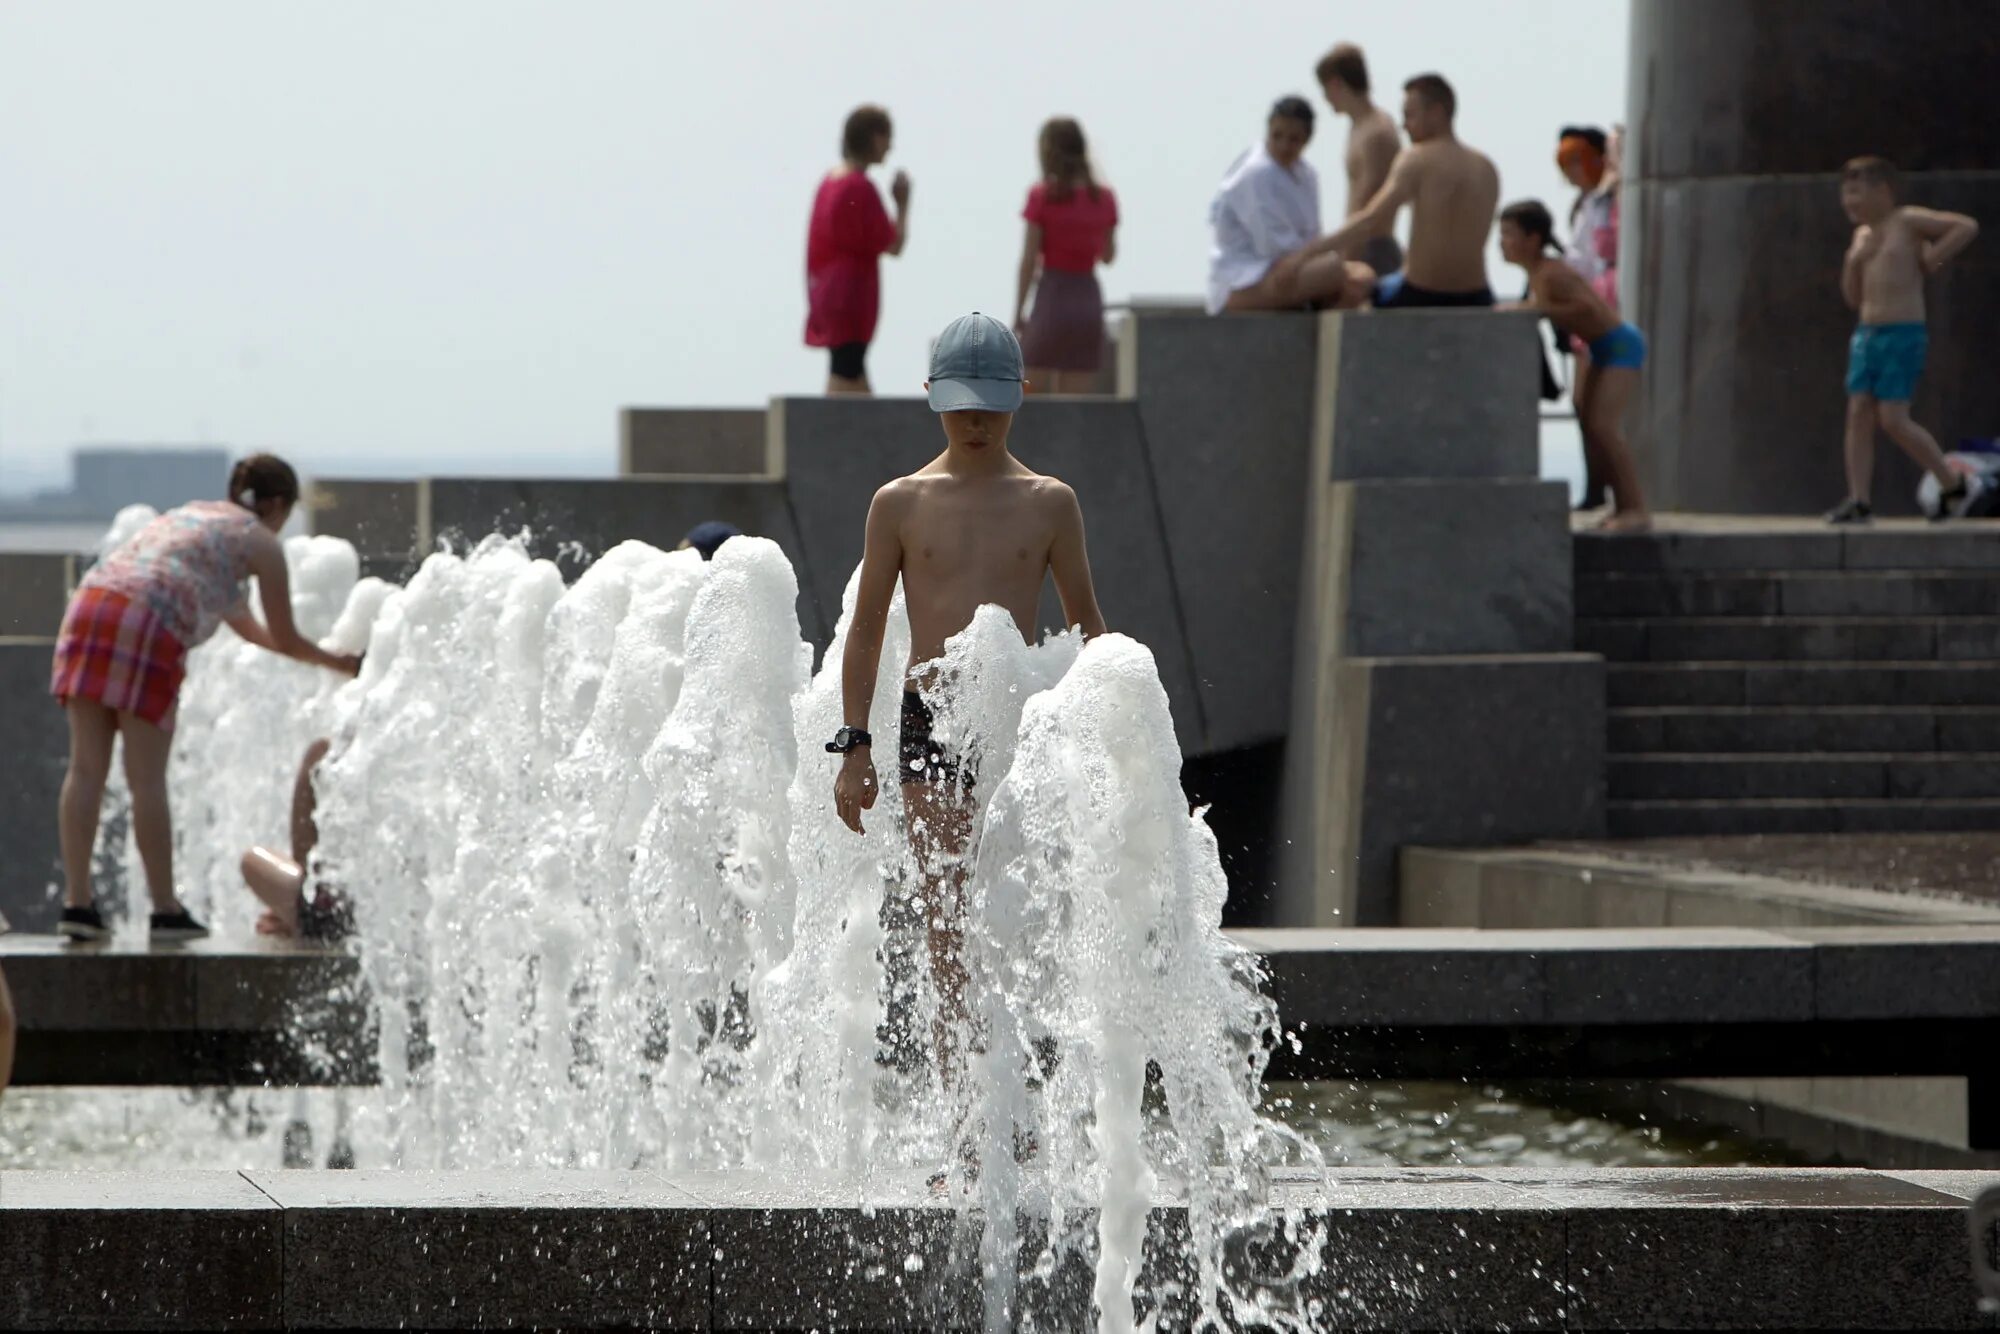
[{"left": 1574, "top": 523, "right": 2000, "bottom": 836}]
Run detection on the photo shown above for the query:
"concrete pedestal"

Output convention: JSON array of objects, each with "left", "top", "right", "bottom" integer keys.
[{"left": 1277, "top": 310, "right": 1605, "bottom": 926}]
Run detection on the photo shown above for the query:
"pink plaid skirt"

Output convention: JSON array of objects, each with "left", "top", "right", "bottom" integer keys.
[{"left": 50, "top": 587, "right": 187, "bottom": 730}]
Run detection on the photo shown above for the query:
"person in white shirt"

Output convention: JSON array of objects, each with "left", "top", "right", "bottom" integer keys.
[{"left": 1207, "top": 96, "right": 1375, "bottom": 314}]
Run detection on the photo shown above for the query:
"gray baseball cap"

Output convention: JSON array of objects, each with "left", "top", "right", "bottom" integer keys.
[{"left": 927, "top": 312, "right": 1025, "bottom": 413}]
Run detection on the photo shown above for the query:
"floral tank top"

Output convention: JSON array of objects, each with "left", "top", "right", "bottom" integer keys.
[{"left": 82, "top": 500, "right": 261, "bottom": 648}]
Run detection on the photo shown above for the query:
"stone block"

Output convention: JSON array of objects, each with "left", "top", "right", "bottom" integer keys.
[
  {"left": 1240, "top": 928, "right": 1544, "bottom": 1026},
  {"left": 1122, "top": 312, "right": 1319, "bottom": 751},
  {"left": 1788, "top": 925, "right": 2000, "bottom": 1020},
  {"left": 0, "top": 553, "right": 73, "bottom": 636},
  {"left": 308, "top": 478, "right": 424, "bottom": 563},
  {"left": 1283, "top": 654, "right": 1605, "bottom": 927},
  {"left": 1607, "top": 663, "right": 1746, "bottom": 707},
  {"left": 423, "top": 476, "right": 827, "bottom": 643},
  {"left": 1939, "top": 620, "right": 2000, "bottom": 660},
  {"left": 0, "top": 640, "right": 64, "bottom": 928},
  {"left": 1623, "top": 706, "right": 1936, "bottom": 755},
  {"left": 250, "top": 1170, "right": 710, "bottom": 1331},
  {"left": 1393, "top": 847, "right": 1482, "bottom": 926},
  {"left": 1478, "top": 860, "right": 1594, "bottom": 928},
  {"left": 1512, "top": 1167, "right": 1975, "bottom": 1329},
  {"left": 1743, "top": 663, "right": 2000, "bottom": 707},
  {"left": 620, "top": 407, "right": 774, "bottom": 477},
  {"left": 0, "top": 1171, "right": 282, "bottom": 1330},
  {"left": 1315, "top": 309, "right": 1541, "bottom": 481},
  {"left": 1536, "top": 927, "right": 1814, "bottom": 1024},
  {"left": 1637, "top": 617, "right": 1937, "bottom": 662},
  {"left": 1611, "top": 801, "right": 1840, "bottom": 839},
  {"left": 1291, "top": 1170, "right": 1567, "bottom": 1329},
  {"left": 1784, "top": 572, "right": 2000, "bottom": 617},
  {"left": 1575, "top": 530, "right": 1848, "bottom": 574},
  {"left": 1841, "top": 528, "right": 2000, "bottom": 571},
  {"left": 1609, "top": 755, "right": 1890, "bottom": 801},
  {"left": 775, "top": 395, "right": 1203, "bottom": 751},
  {"left": 0, "top": 941, "right": 198, "bottom": 1031},
  {"left": 1325, "top": 480, "right": 1572, "bottom": 658},
  {"left": 1939, "top": 709, "right": 2000, "bottom": 751},
  {"left": 1576, "top": 572, "right": 1783, "bottom": 617}
]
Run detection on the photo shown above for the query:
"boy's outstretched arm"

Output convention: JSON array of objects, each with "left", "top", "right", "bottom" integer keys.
[
  {"left": 1048, "top": 483, "right": 1107, "bottom": 639},
  {"left": 1907, "top": 207, "right": 1980, "bottom": 273},
  {"left": 835, "top": 485, "right": 904, "bottom": 833}
]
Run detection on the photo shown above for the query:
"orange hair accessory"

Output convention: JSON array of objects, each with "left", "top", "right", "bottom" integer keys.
[{"left": 1557, "top": 134, "right": 1605, "bottom": 182}]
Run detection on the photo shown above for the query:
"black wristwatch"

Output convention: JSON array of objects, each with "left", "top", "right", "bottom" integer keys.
[{"left": 826, "top": 726, "right": 872, "bottom": 755}]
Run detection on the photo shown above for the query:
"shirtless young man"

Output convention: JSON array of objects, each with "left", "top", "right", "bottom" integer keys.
[
  {"left": 1825, "top": 156, "right": 1981, "bottom": 524},
  {"left": 1321, "top": 72, "right": 1499, "bottom": 307},
  {"left": 829, "top": 312, "right": 1106, "bottom": 1092},
  {"left": 1315, "top": 42, "right": 1403, "bottom": 277}
]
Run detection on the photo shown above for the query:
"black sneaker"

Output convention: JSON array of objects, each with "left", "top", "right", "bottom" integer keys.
[
  {"left": 57, "top": 905, "right": 111, "bottom": 942},
  {"left": 149, "top": 909, "right": 210, "bottom": 943},
  {"left": 1825, "top": 497, "right": 1873, "bottom": 525}
]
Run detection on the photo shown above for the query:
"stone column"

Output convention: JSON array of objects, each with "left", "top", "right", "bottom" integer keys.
[{"left": 1626, "top": 0, "right": 2000, "bottom": 514}]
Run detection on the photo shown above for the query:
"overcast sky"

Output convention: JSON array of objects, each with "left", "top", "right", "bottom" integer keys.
[{"left": 0, "top": 1, "right": 1626, "bottom": 492}]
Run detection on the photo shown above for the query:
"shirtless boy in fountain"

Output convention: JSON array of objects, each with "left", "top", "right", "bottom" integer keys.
[{"left": 829, "top": 312, "right": 1106, "bottom": 1102}]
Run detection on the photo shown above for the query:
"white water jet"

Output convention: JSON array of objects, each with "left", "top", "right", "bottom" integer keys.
[{"left": 147, "top": 524, "right": 1321, "bottom": 1328}]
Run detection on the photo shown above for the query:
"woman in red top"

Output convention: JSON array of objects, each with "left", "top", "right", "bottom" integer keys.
[
  {"left": 1014, "top": 118, "right": 1119, "bottom": 394},
  {"left": 805, "top": 104, "right": 911, "bottom": 395}
]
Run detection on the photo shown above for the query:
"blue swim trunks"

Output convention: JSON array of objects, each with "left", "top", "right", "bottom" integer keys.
[
  {"left": 1587, "top": 322, "right": 1647, "bottom": 370},
  {"left": 1847, "top": 322, "right": 1928, "bottom": 401}
]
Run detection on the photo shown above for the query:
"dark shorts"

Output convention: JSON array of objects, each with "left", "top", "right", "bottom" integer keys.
[
  {"left": 1358, "top": 234, "right": 1404, "bottom": 277},
  {"left": 899, "top": 690, "right": 974, "bottom": 790},
  {"left": 299, "top": 887, "right": 353, "bottom": 943},
  {"left": 1372, "top": 273, "right": 1495, "bottom": 308},
  {"left": 829, "top": 341, "right": 869, "bottom": 380}
]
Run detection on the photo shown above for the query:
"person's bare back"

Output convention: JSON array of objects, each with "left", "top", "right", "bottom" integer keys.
[
  {"left": 1399, "top": 137, "right": 1500, "bottom": 291},
  {"left": 1322, "top": 73, "right": 1498, "bottom": 297}
]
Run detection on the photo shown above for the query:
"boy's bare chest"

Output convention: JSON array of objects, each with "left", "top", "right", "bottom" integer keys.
[{"left": 902, "top": 498, "right": 1052, "bottom": 579}]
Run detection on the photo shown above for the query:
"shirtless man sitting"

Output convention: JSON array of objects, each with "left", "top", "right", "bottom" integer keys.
[
  {"left": 830, "top": 312, "right": 1106, "bottom": 1103},
  {"left": 1320, "top": 72, "right": 1500, "bottom": 307},
  {"left": 1315, "top": 42, "right": 1403, "bottom": 278}
]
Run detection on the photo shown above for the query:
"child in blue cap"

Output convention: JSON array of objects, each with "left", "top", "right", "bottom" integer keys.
[{"left": 825, "top": 311, "right": 1106, "bottom": 1100}]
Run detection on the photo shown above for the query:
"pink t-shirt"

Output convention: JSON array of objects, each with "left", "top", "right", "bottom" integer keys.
[
  {"left": 804, "top": 170, "right": 898, "bottom": 348},
  {"left": 81, "top": 500, "right": 260, "bottom": 648},
  {"left": 1024, "top": 182, "right": 1119, "bottom": 274}
]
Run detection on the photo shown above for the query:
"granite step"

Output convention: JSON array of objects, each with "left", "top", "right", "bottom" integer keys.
[
  {"left": 1606, "top": 661, "right": 2000, "bottom": 707},
  {"left": 1607, "top": 752, "right": 2000, "bottom": 801},
  {"left": 1579, "top": 616, "right": 2000, "bottom": 662},
  {"left": 1576, "top": 570, "right": 2000, "bottom": 619},
  {"left": 1574, "top": 525, "right": 2000, "bottom": 574},
  {"left": 1608, "top": 705, "right": 2000, "bottom": 754},
  {"left": 1606, "top": 797, "right": 2000, "bottom": 837}
]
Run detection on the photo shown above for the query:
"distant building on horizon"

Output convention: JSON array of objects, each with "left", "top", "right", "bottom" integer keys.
[{"left": 0, "top": 445, "right": 231, "bottom": 521}]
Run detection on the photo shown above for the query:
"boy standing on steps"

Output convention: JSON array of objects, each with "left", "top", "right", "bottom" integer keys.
[
  {"left": 827, "top": 312, "right": 1106, "bottom": 1093},
  {"left": 1826, "top": 156, "right": 1981, "bottom": 524}
]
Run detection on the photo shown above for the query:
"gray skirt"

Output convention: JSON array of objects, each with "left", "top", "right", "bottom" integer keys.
[{"left": 1021, "top": 268, "right": 1105, "bottom": 373}]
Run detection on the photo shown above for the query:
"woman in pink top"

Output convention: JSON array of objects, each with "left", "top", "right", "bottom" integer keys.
[
  {"left": 49, "top": 454, "right": 361, "bottom": 943},
  {"left": 805, "top": 104, "right": 912, "bottom": 395},
  {"left": 1014, "top": 118, "right": 1119, "bottom": 394}
]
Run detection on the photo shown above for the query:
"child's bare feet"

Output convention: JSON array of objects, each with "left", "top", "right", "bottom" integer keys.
[
  {"left": 1594, "top": 510, "right": 1653, "bottom": 534},
  {"left": 255, "top": 909, "right": 298, "bottom": 937}
]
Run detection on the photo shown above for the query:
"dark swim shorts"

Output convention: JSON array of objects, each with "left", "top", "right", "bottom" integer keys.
[
  {"left": 899, "top": 690, "right": 975, "bottom": 789},
  {"left": 1372, "top": 273, "right": 1496, "bottom": 308}
]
